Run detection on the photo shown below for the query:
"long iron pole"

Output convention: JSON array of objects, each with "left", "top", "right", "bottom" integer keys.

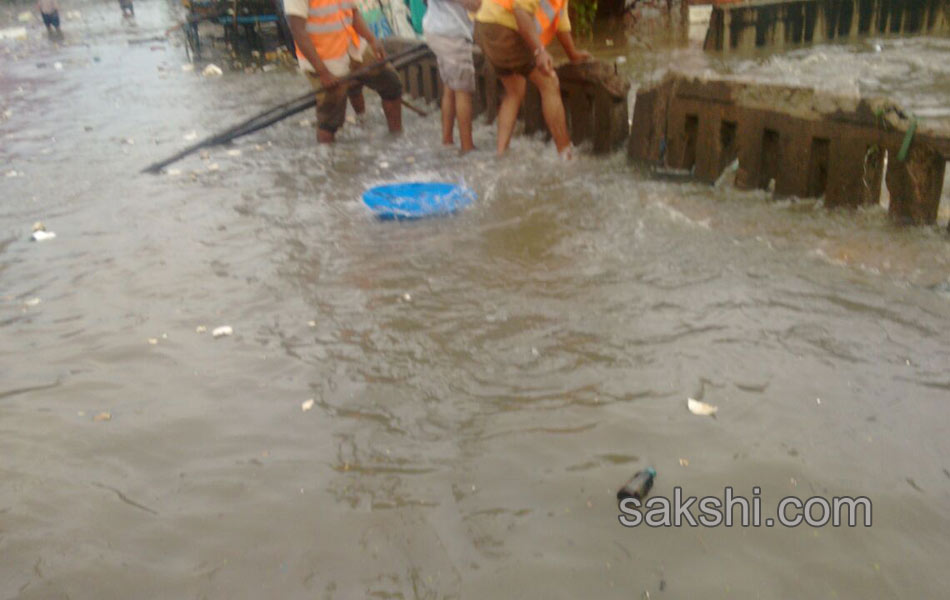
[{"left": 142, "top": 44, "right": 431, "bottom": 174}]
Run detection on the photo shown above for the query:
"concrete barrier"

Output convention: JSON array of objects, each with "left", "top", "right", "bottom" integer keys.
[
  {"left": 629, "top": 71, "right": 950, "bottom": 225},
  {"left": 705, "top": 0, "right": 950, "bottom": 52},
  {"left": 383, "top": 38, "right": 630, "bottom": 154}
]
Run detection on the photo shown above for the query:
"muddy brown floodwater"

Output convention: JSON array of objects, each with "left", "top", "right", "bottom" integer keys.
[{"left": 2, "top": 2, "right": 950, "bottom": 599}]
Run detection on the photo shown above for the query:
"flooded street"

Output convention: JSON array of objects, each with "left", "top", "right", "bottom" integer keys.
[{"left": 2, "top": 2, "right": 950, "bottom": 598}]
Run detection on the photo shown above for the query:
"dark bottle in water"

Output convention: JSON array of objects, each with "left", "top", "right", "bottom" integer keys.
[{"left": 616, "top": 467, "right": 656, "bottom": 502}]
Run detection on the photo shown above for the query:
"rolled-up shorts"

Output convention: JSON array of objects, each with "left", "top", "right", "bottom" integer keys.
[
  {"left": 306, "top": 60, "right": 402, "bottom": 133},
  {"left": 473, "top": 21, "right": 534, "bottom": 78},
  {"left": 424, "top": 33, "right": 476, "bottom": 93},
  {"left": 41, "top": 11, "right": 60, "bottom": 28}
]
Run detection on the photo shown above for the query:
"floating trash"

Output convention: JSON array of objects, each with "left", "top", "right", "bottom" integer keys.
[
  {"left": 0, "top": 27, "right": 28, "bottom": 40},
  {"left": 617, "top": 467, "right": 656, "bottom": 502},
  {"left": 212, "top": 325, "right": 232, "bottom": 338},
  {"left": 202, "top": 64, "right": 223, "bottom": 77},
  {"left": 183, "top": 130, "right": 198, "bottom": 141},
  {"left": 301, "top": 398, "right": 314, "bottom": 412},
  {"left": 93, "top": 411, "right": 111, "bottom": 422},
  {"left": 687, "top": 397, "right": 718, "bottom": 416}
]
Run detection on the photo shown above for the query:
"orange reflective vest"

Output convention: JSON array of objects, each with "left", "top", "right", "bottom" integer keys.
[
  {"left": 298, "top": 0, "right": 362, "bottom": 62},
  {"left": 489, "top": 0, "right": 566, "bottom": 47}
]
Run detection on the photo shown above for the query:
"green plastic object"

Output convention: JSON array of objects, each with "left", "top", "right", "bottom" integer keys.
[{"left": 897, "top": 115, "right": 917, "bottom": 162}]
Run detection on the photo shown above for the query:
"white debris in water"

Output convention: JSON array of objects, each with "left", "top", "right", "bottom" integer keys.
[
  {"left": 53, "top": 62, "right": 63, "bottom": 71},
  {"left": 378, "top": 161, "right": 390, "bottom": 168},
  {"left": 5, "top": 169, "right": 20, "bottom": 177},
  {"left": 605, "top": 39, "right": 614, "bottom": 47},
  {"left": 615, "top": 56, "right": 627, "bottom": 65},
  {"left": 687, "top": 397, "right": 718, "bottom": 417},
  {"left": 301, "top": 398, "right": 314, "bottom": 412},
  {"left": 0, "top": 27, "right": 28, "bottom": 40},
  {"left": 165, "top": 168, "right": 181, "bottom": 176},
  {"left": 816, "top": 397, "right": 822, "bottom": 405},
  {"left": 212, "top": 325, "right": 233, "bottom": 338},
  {"left": 202, "top": 64, "right": 223, "bottom": 77},
  {"left": 24, "top": 297, "right": 41, "bottom": 307},
  {"left": 30, "top": 222, "right": 56, "bottom": 241},
  {"left": 17, "top": 11, "right": 33, "bottom": 23},
  {"left": 307, "top": 320, "right": 316, "bottom": 327},
  {"left": 226, "top": 149, "right": 242, "bottom": 157},
  {"left": 183, "top": 130, "right": 198, "bottom": 141},
  {"left": 402, "top": 293, "right": 411, "bottom": 302},
  {"left": 181, "top": 63, "right": 194, "bottom": 72},
  {"left": 299, "top": 119, "right": 311, "bottom": 128},
  {"left": 147, "top": 337, "right": 158, "bottom": 345},
  {"left": 531, "top": 347, "right": 539, "bottom": 357}
]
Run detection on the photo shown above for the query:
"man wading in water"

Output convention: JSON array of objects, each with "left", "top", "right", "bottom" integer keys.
[
  {"left": 285, "top": 0, "right": 403, "bottom": 144},
  {"left": 423, "top": 0, "right": 482, "bottom": 154},
  {"left": 474, "top": 0, "right": 590, "bottom": 157}
]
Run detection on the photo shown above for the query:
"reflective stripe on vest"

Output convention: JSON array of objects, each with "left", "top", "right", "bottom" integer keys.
[
  {"left": 297, "top": 0, "right": 360, "bottom": 62},
  {"left": 534, "top": 0, "right": 565, "bottom": 47},
  {"left": 487, "top": 0, "right": 565, "bottom": 48}
]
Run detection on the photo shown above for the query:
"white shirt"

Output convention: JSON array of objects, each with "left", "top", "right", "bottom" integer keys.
[
  {"left": 422, "top": 0, "right": 473, "bottom": 41},
  {"left": 283, "top": 0, "right": 366, "bottom": 75}
]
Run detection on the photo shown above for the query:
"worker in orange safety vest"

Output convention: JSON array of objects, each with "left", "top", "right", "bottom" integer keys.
[
  {"left": 284, "top": 0, "right": 403, "bottom": 143},
  {"left": 473, "top": 0, "right": 591, "bottom": 157}
]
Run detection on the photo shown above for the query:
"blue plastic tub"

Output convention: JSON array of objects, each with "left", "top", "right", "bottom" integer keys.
[{"left": 362, "top": 182, "right": 475, "bottom": 220}]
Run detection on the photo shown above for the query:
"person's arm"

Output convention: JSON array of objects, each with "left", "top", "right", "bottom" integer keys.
[
  {"left": 351, "top": 10, "right": 385, "bottom": 61},
  {"left": 555, "top": 30, "right": 591, "bottom": 63},
  {"left": 287, "top": 15, "right": 339, "bottom": 88},
  {"left": 512, "top": 6, "right": 552, "bottom": 76}
]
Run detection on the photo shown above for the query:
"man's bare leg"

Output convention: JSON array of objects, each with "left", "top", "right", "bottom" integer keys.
[
  {"left": 497, "top": 74, "right": 526, "bottom": 155},
  {"left": 455, "top": 89, "right": 475, "bottom": 153},
  {"left": 381, "top": 98, "right": 402, "bottom": 134},
  {"left": 441, "top": 86, "right": 456, "bottom": 146},
  {"left": 317, "top": 128, "right": 335, "bottom": 144},
  {"left": 527, "top": 67, "right": 570, "bottom": 153},
  {"left": 349, "top": 88, "right": 366, "bottom": 119}
]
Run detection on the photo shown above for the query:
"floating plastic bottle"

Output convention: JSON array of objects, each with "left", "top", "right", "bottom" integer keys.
[{"left": 616, "top": 467, "right": 656, "bottom": 502}]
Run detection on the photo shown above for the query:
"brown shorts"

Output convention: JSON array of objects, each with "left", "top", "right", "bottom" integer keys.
[
  {"left": 307, "top": 62, "right": 402, "bottom": 133},
  {"left": 474, "top": 21, "right": 534, "bottom": 78}
]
